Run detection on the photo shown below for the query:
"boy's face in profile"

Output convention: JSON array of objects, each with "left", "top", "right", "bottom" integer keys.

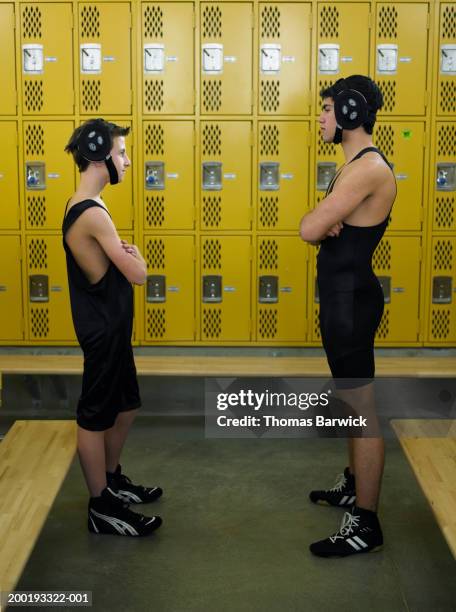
[{"left": 109, "top": 136, "right": 130, "bottom": 182}]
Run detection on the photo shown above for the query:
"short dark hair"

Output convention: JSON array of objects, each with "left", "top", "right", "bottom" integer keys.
[
  {"left": 64, "top": 119, "right": 130, "bottom": 172},
  {"left": 320, "top": 75, "right": 383, "bottom": 135}
]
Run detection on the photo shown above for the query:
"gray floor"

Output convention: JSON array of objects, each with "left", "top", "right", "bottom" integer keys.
[{"left": 2, "top": 370, "right": 456, "bottom": 612}]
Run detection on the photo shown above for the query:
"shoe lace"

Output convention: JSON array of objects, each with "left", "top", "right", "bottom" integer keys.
[
  {"left": 329, "top": 511, "right": 360, "bottom": 543},
  {"left": 119, "top": 473, "right": 148, "bottom": 493},
  {"left": 329, "top": 473, "right": 347, "bottom": 492}
]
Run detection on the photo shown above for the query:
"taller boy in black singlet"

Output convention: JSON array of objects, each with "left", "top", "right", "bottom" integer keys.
[
  {"left": 63, "top": 119, "right": 163, "bottom": 537},
  {"left": 300, "top": 76, "right": 397, "bottom": 557}
]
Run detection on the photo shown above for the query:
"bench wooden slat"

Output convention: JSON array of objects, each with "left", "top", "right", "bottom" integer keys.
[
  {"left": 391, "top": 419, "right": 456, "bottom": 560},
  {"left": 0, "top": 355, "right": 455, "bottom": 377},
  {"left": 0, "top": 420, "right": 76, "bottom": 594}
]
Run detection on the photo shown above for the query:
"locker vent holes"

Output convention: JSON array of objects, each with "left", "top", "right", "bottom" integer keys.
[
  {"left": 145, "top": 80, "right": 164, "bottom": 112},
  {"left": 442, "top": 5, "right": 455, "bottom": 39},
  {"left": 81, "top": 6, "right": 100, "bottom": 39},
  {"left": 23, "top": 5, "right": 42, "bottom": 39},
  {"left": 373, "top": 240, "right": 391, "bottom": 271},
  {"left": 378, "top": 6, "right": 398, "bottom": 39},
  {"left": 147, "top": 239, "right": 165, "bottom": 269},
  {"left": 259, "top": 240, "right": 278, "bottom": 270},
  {"left": 378, "top": 81, "right": 396, "bottom": 112},
  {"left": 203, "top": 309, "right": 222, "bottom": 338},
  {"left": 435, "top": 197, "right": 455, "bottom": 230},
  {"left": 260, "top": 125, "right": 279, "bottom": 156},
  {"left": 431, "top": 310, "right": 450, "bottom": 339},
  {"left": 203, "top": 240, "right": 221, "bottom": 269},
  {"left": 261, "top": 6, "right": 281, "bottom": 39},
  {"left": 147, "top": 308, "right": 166, "bottom": 338},
  {"left": 319, "top": 5, "right": 339, "bottom": 38},
  {"left": 259, "top": 197, "right": 279, "bottom": 228},
  {"left": 374, "top": 124, "right": 394, "bottom": 158},
  {"left": 145, "top": 124, "right": 165, "bottom": 155},
  {"left": 202, "top": 197, "right": 222, "bottom": 227},
  {"left": 438, "top": 124, "right": 456, "bottom": 157},
  {"left": 259, "top": 309, "right": 278, "bottom": 338},
  {"left": 144, "top": 6, "right": 164, "bottom": 39},
  {"left": 434, "top": 240, "right": 453, "bottom": 270},
  {"left": 203, "top": 5, "right": 222, "bottom": 38},
  {"left": 146, "top": 196, "right": 165, "bottom": 227},
  {"left": 202, "top": 125, "right": 222, "bottom": 156},
  {"left": 25, "top": 125, "right": 45, "bottom": 156},
  {"left": 82, "top": 80, "right": 101, "bottom": 112},
  {"left": 24, "top": 81, "right": 44, "bottom": 112},
  {"left": 260, "top": 81, "right": 280, "bottom": 113},
  {"left": 439, "top": 81, "right": 456, "bottom": 114},
  {"left": 376, "top": 309, "right": 390, "bottom": 340},
  {"left": 27, "top": 196, "right": 47, "bottom": 227},
  {"left": 31, "top": 309, "right": 50, "bottom": 338},
  {"left": 203, "top": 80, "right": 222, "bottom": 112},
  {"left": 29, "top": 239, "right": 48, "bottom": 269}
]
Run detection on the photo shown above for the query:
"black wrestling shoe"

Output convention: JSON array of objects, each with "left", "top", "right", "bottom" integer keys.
[
  {"left": 309, "top": 506, "right": 383, "bottom": 557},
  {"left": 309, "top": 467, "right": 356, "bottom": 507},
  {"left": 106, "top": 464, "right": 163, "bottom": 504},
  {"left": 88, "top": 487, "right": 162, "bottom": 536}
]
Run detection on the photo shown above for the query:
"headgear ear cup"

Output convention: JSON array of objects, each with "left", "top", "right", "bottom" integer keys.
[
  {"left": 331, "top": 80, "right": 369, "bottom": 144},
  {"left": 77, "top": 119, "right": 119, "bottom": 185}
]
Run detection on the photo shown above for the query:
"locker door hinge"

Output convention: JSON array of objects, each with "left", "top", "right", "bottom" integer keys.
[
  {"left": 193, "top": 127, "right": 197, "bottom": 147},
  {"left": 417, "top": 318, "right": 422, "bottom": 339},
  {"left": 193, "top": 89, "right": 197, "bottom": 110},
  {"left": 368, "top": 12, "right": 373, "bottom": 29},
  {"left": 250, "top": 128, "right": 255, "bottom": 147},
  {"left": 129, "top": 11, "right": 133, "bottom": 29},
  {"left": 309, "top": 11, "right": 313, "bottom": 30},
  {"left": 193, "top": 10, "right": 196, "bottom": 29},
  {"left": 251, "top": 89, "right": 255, "bottom": 110},
  {"left": 11, "top": 9, "right": 16, "bottom": 29},
  {"left": 424, "top": 90, "right": 429, "bottom": 108},
  {"left": 426, "top": 12, "right": 430, "bottom": 29},
  {"left": 251, "top": 11, "right": 255, "bottom": 30}
]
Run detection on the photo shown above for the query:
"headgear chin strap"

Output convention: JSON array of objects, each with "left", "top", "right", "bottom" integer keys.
[
  {"left": 77, "top": 119, "right": 119, "bottom": 185},
  {"left": 331, "top": 79, "right": 371, "bottom": 144}
]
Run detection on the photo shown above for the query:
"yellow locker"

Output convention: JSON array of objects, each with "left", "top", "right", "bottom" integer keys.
[
  {"left": 79, "top": 3, "right": 131, "bottom": 115},
  {"left": 142, "top": 3, "right": 194, "bottom": 115},
  {"left": 256, "top": 236, "right": 307, "bottom": 342},
  {"left": 97, "top": 119, "right": 133, "bottom": 230},
  {"left": 200, "top": 236, "right": 251, "bottom": 341},
  {"left": 314, "top": 121, "right": 345, "bottom": 208},
  {"left": 23, "top": 121, "right": 75, "bottom": 230},
  {"left": 432, "top": 122, "right": 456, "bottom": 232},
  {"left": 20, "top": 3, "right": 73, "bottom": 115},
  {"left": 0, "top": 4, "right": 16, "bottom": 115},
  {"left": 258, "top": 122, "right": 309, "bottom": 230},
  {"left": 144, "top": 235, "right": 195, "bottom": 341},
  {"left": 0, "top": 236, "right": 23, "bottom": 341},
  {"left": 437, "top": 4, "right": 456, "bottom": 116},
  {"left": 259, "top": 3, "right": 311, "bottom": 115},
  {"left": 373, "top": 237, "right": 421, "bottom": 342},
  {"left": 375, "top": 3, "right": 429, "bottom": 116},
  {"left": 143, "top": 121, "right": 194, "bottom": 230},
  {"left": 0, "top": 122, "right": 20, "bottom": 230},
  {"left": 427, "top": 237, "right": 456, "bottom": 343},
  {"left": 201, "top": 3, "right": 252, "bottom": 115},
  {"left": 200, "top": 121, "right": 251, "bottom": 230},
  {"left": 316, "top": 3, "right": 370, "bottom": 108},
  {"left": 26, "top": 236, "right": 76, "bottom": 341},
  {"left": 373, "top": 122, "right": 425, "bottom": 231}
]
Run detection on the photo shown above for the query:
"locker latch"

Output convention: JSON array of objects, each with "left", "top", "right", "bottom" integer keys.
[
  {"left": 259, "top": 163, "right": 280, "bottom": 191},
  {"left": 147, "top": 275, "right": 166, "bottom": 303},
  {"left": 202, "top": 163, "right": 222, "bottom": 191},
  {"left": 26, "top": 163, "right": 46, "bottom": 190},
  {"left": 318, "top": 44, "right": 339, "bottom": 75},
  {"left": 259, "top": 276, "right": 278, "bottom": 303},
  {"left": 202, "top": 275, "right": 222, "bottom": 302},
  {"left": 202, "top": 44, "right": 223, "bottom": 74},
  {"left": 432, "top": 277, "right": 452, "bottom": 304},
  {"left": 378, "top": 276, "right": 391, "bottom": 304},
  {"left": 80, "top": 44, "right": 102, "bottom": 74},
  {"left": 317, "top": 162, "right": 337, "bottom": 192},
  {"left": 144, "top": 44, "right": 165, "bottom": 74},
  {"left": 29, "top": 275, "right": 49, "bottom": 302},
  {"left": 440, "top": 45, "right": 456, "bottom": 75},
  {"left": 376, "top": 44, "right": 398, "bottom": 75},
  {"left": 145, "top": 162, "right": 165, "bottom": 190},
  {"left": 260, "top": 44, "right": 281, "bottom": 74},
  {"left": 436, "top": 164, "right": 456, "bottom": 191},
  {"left": 23, "top": 44, "right": 44, "bottom": 74}
]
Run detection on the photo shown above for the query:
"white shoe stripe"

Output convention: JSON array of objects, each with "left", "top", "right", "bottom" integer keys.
[
  {"left": 346, "top": 538, "right": 361, "bottom": 551},
  {"left": 89, "top": 516, "right": 99, "bottom": 533},
  {"left": 348, "top": 496, "right": 356, "bottom": 505},
  {"left": 145, "top": 517, "right": 156, "bottom": 526},
  {"left": 340, "top": 496, "right": 348, "bottom": 505},
  {"left": 118, "top": 490, "right": 143, "bottom": 503},
  {"left": 353, "top": 535, "right": 368, "bottom": 549},
  {"left": 90, "top": 509, "right": 138, "bottom": 536}
]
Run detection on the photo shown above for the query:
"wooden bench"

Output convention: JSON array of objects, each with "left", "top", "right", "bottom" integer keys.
[
  {"left": 391, "top": 419, "right": 456, "bottom": 560},
  {"left": 0, "top": 420, "right": 76, "bottom": 596}
]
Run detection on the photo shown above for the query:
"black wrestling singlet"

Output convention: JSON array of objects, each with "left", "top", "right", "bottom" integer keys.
[{"left": 316, "top": 147, "right": 396, "bottom": 387}]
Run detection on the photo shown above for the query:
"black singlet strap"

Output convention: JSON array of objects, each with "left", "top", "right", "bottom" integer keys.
[{"left": 348, "top": 146, "right": 394, "bottom": 172}]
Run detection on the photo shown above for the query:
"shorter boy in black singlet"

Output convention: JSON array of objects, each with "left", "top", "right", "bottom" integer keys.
[
  {"left": 300, "top": 76, "right": 397, "bottom": 557},
  {"left": 63, "top": 119, "right": 163, "bottom": 537}
]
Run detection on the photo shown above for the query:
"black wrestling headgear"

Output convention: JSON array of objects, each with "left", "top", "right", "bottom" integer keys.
[{"left": 77, "top": 118, "right": 119, "bottom": 185}]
